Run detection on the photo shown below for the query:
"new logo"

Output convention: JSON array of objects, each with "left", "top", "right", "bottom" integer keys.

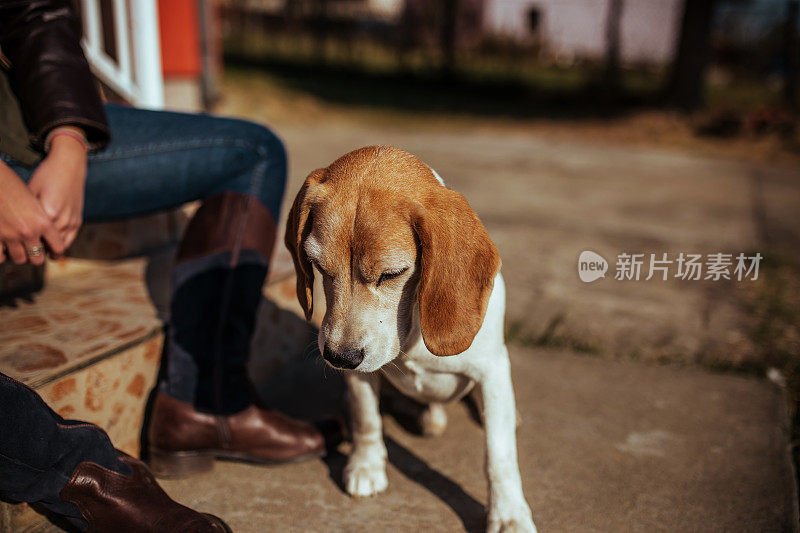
[{"left": 578, "top": 251, "right": 608, "bottom": 282}]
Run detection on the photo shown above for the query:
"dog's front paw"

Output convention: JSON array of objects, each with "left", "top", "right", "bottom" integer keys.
[
  {"left": 344, "top": 458, "right": 388, "bottom": 497},
  {"left": 487, "top": 505, "right": 537, "bottom": 533}
]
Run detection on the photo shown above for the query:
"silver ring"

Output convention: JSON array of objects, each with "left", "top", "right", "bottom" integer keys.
[{"left": 27, "top": 245, "right": 44, "bottom": 257}]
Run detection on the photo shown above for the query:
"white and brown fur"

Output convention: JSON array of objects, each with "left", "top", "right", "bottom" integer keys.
[{"left": 285, "top": 146, "right": 536, "bottom": 533}]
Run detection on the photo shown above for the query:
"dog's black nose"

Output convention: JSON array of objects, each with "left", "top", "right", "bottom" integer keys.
[{"left": 323, "top": 346, "right": 364, "bottom": 369}]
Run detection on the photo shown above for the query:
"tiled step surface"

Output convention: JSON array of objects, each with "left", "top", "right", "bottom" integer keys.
[
  {"left": 0, "top": 209, "right": 310, "bottom": 531},
  {"left": 0, "top": 258, "right": 164, "bottom": 531},
  {"left": 0, "top": 258, "right": 163, "bottom": 451}
]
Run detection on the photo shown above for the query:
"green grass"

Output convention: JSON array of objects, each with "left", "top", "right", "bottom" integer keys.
[
  {"left": 223, "top": 32, "right": 666, "bottom": 121},
  {"left": 741, "top": 251, "right": 800, "bottom": 377},
  {"left": 505, "top": 316, "right": 603, "bottom": 355},
  {"left": 706, "top": 78, "right": 785, "bottom": 111},
  {"left": 224, "top": 30, "right": 790, "bottom": 119},
  {"left": 737, "top": 249, "right": 800, "bottom": 498}
]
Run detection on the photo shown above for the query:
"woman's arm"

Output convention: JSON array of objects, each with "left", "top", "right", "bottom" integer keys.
[
  {"left": 27, "top": 126, "right": 88, "bottom": 248},
  {"left": 0, "top": 159, "right": 65, "bottom": 265},
  {"left": 0, "top": 0, "right": 110, "bottom": 151},
  {"left": 1, "top": 1, "right": 101, "bottom": 258}
]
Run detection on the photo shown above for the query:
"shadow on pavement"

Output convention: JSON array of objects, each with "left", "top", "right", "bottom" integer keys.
[
  {"left": 140, "top": 283, "right": 488, "bottom": 531},
  {"left": 385, "top": 435, "right": 485, "bottom": 533}
]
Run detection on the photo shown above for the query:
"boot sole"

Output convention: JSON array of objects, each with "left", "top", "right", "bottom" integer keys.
[
  {"left": 204, "top": 514, "right": 233, "bottom": 533},
  {"left": 148, "top": 447, "right": 326, "bottom": 478}
]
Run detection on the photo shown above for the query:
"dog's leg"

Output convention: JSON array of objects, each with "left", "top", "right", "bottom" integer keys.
[
  {"left": 470, "top": 383, "right": 522, "bottom": 428},
  {"left": 481, "top": 347, "right": 536, "bottom": 533},
  {"left": 344, "top": 372, "right": 388, "bottom": 497},
  {"left": 419, "top": 402, "right": 448, "bottom": 437},
  {"left": 469, "top": 383, "right": 485, "bottom": 425}
]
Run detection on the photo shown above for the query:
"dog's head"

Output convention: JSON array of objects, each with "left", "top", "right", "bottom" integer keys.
[{"left": 285, "top": 146, "right": 500, "bottom": 372}]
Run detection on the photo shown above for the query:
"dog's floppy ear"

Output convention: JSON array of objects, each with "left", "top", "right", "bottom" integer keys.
[
  {"left": 412, "top": 188, "right": 501, "bottom": 356},
  {"left": 284, "top": 168, "right": 326, "bottom": 321}
]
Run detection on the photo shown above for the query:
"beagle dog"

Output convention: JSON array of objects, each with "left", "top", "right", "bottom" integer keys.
[{"left": 285, "top": 146, "right": 536, "bottom": 533}]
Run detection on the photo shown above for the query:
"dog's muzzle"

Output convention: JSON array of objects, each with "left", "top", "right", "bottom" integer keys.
[{"left": 322, "top": 346, "right": 365, "bottom": 370}]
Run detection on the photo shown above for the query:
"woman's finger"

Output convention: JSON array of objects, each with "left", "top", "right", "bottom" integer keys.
[
  {"left": 6, "top": 241, "right": 28, "bottom": 264},
  {"left": 53, "top": 211, "right": 72, "bottom": 232},
  {"left": 54, "top": 213, "right": 80, "bottom": 243},
  {"left": 22, "top": 238, "right": 46, "bottom": 266},
  {"left": 41, "top": 224, "right": 66, "bottom": 257},
  {"left": 62, "top": 227, "right": 80, "bottom": 250}
]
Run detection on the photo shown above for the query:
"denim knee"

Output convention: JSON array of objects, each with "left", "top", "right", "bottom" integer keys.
[{"left": 231, "top": 120, "right": 287, "bottom": 217}]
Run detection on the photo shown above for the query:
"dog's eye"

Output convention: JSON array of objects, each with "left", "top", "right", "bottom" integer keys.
[{"left": 377, "top": 267, "right": 409, "bottom": 286}]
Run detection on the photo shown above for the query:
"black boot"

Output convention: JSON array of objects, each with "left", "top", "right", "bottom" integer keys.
[{"left": 160, "top": 191, "right": 276, "bottom": 413}]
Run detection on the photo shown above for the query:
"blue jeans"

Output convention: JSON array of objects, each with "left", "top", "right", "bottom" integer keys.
[
  {"left": 0, "top": 104, "right": 287, "bottom": 527},
  {"left": 4, "top": 104, "right": 286, "bottom": 220}
]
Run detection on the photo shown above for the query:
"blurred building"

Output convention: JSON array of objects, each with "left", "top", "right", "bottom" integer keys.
[
  {"left": 222, "top": 0, "right": 688, "bottom": 65},
  {"left": 483, "top": 0, "right": 683, "bottom": 65},
  {"left": 78, "top": 0, "right": 222, "bottom": 112},
  {"left": 158, "top": 0, "right": 223, "bottom": 110}
]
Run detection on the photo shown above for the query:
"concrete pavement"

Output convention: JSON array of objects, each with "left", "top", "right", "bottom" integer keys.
[
  {"left": 161, "top": 346, "right": 797, "bottom": 532},
  {"left": 261, "top": 122, "right": 800, "bottom": 368},
  {"left": 206, "top": 84, "right": 800, "bottom": 531},
  {"left": 8, "top": 75, "right": 799, "bottom": 532}
]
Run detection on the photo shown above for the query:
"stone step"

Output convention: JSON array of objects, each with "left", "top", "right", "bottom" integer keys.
[
  {"left": 0, "top": 258, "right": 164, "bottom": 531},
  {"left": 0, "top": 208, "right": 307, "bottom": 531}
]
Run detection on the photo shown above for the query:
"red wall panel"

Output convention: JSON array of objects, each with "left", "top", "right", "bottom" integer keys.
[{"left": 158, "top": 0, "right": 201, "bottom": 77}]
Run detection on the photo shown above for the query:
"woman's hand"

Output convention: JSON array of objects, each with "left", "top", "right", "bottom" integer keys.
[
  {"left": 0, "top": 161, "right": 65, "bottom": 265},
  {"left": 27, "top": 127, "right": 88, "bottom": 249}
]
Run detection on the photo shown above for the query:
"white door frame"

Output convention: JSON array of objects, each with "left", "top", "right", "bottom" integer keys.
[{"left": 80, "top": 0, "right": 164, "bottom": 109}]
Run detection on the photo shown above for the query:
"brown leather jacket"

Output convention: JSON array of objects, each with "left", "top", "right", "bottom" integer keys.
[{"left": 0, "top": 0, "right": 110, "bottom": 165}]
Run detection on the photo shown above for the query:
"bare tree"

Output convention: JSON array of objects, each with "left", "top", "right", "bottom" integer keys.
[
  {"left": 312, "top": 0, "right": 329, "bottom": 65},
  {"left": 664, "top": 0, "right": 717, "bottom": 111},
  {"left": 603, "top": 0, "right": 624, "bottom": 90},
  {"left": 785, "top": 0, "right": 799, "bottom": 108},
  {"left": 440, "top": 0, "right": 459, "bottom": 77}
]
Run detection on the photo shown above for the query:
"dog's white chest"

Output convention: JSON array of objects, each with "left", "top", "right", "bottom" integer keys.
[{"left": 380, "top": 356, "right": 474, "bottom": 404}]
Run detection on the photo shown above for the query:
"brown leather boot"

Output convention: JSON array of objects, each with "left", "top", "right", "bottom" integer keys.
[
  {"left": 147, "top": 392, "right": 328, "bottom": 477},
  {"left": 60, "top": 453, "right": 231, "bottom": 532}
]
